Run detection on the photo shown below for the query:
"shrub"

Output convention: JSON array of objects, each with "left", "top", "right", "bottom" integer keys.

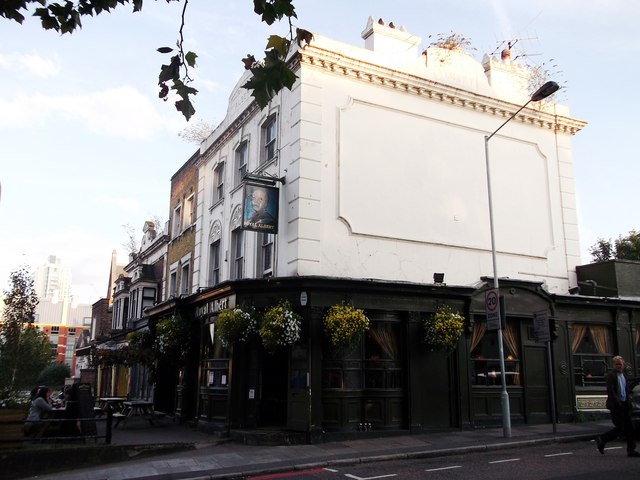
[{"left": 36, "top": 362, "right": 71, "bottom": 389}]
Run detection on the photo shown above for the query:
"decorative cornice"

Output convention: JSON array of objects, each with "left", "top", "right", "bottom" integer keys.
[
  {"left": 297, "top": 45, "right": 587, "bottom": 136},
  {"left": 199, "top": 103, "right": 261, "bottom": 164}
]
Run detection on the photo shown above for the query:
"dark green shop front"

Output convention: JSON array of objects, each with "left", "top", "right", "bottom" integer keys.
[{"left": 187, "top": 276, "right": 637, "bottom": 440}]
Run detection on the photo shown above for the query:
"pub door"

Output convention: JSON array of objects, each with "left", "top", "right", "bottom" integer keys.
[
  {"left": 258, "top": 348, "right": 288, "bottom": 426},
  {"left": 523, "top": 344, "right": 551, "bottom": 423}
]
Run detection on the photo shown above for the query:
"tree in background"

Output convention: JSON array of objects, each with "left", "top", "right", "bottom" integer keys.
[
  {"left": 589, "top": 230, "right": 640, "bottom": 263},
  {"left": 36, "top": 362, "right": 72, "bottom": 390},
  {"left": 0, "top": 266, "right": 51, "bottom": 394},
  {"left": 1, "top": 0, "right": 303, "bottom": 120}
]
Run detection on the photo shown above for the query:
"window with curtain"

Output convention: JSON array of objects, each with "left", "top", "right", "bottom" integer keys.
[
  {"left": 321, "top": 317, "right": 403, "bottom": 391},
  {"left": 470, "top": 318, "right": 521, "bottom": 386},
  {"left": 364, "top": 322, "right": 402, "bottom": 389},
  {"left": 571, "top": 323, "right": 612, "bottom": 388}
]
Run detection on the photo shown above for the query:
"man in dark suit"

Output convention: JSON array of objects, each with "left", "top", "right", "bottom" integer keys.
[{"left": 595, "top": 355, "right": 639, "bottom": 457}]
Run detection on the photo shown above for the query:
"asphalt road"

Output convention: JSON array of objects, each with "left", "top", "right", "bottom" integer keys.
[{"left": 241, "top": 440, "right": 640, "bottom": 480}]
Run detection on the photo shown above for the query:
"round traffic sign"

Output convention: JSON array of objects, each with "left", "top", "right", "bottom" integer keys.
[{"left": 485, "top": 290, "right": 499, "bottom": 312}]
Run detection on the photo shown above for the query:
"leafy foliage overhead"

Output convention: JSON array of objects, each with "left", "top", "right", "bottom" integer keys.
[
  {"left": 1, "top": 0, "right": 305, "bottom": 120},
  {"left": 590, "top": 230, "right": 640, "bottom": 263}
]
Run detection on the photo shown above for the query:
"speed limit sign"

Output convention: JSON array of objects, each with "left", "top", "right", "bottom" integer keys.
[{"left": 485, "top": 289, "right": 501, "bottom": 331}]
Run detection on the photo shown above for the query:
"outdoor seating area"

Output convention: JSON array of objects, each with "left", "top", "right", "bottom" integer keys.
[
  {"left": 97, "top": 397, "right": 163, "bottom": 429},
  {"left": 96, "top": 397, "right": 127, "bottom": 416},
  {"left": 113, "top": 401, "right": 156, "bottom": 428}
]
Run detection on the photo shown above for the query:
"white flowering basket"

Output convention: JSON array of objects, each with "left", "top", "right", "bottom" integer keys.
[
  {"left": 216, "top": 307, "right": 257, "bottom": 347},
  {"left": 259, "top": 301, "right": 302, "bottom": 353},
  {"left": 423, "top": 305, "right": 465, "bottom": 353}
]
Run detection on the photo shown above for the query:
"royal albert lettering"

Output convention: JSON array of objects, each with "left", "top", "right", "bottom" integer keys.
[{"left": 196, "top": 297, "right": 231, "bottom": 318}]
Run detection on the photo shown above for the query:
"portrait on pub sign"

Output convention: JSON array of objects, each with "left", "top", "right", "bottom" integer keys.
[{"left": 242, "top": 183, "right": 279, "bottom": 233}]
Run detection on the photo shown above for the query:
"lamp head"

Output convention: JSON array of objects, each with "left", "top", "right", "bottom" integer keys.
[{"left": 531, "top": 81, "right": 560, "bottom": 102}]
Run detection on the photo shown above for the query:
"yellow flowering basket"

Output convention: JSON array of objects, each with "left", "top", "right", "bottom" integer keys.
[
  {"left": 423, "top": 305, "right": 465, "bottom": 353},
  {"left": 323, "top": 304, "right": 370, "bottom": 348}
]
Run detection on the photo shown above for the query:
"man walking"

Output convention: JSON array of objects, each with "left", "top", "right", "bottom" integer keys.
[{"left": 595, "top": 355, "right": 639, "bottom": 457}]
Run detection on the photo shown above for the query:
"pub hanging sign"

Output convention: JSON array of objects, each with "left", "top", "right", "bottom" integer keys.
[{"left": 242, "top": 182, "right": 279, "bottom": 234}]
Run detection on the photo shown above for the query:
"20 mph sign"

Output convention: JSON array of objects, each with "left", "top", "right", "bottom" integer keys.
[{"left": 485, "top": 289, "right": 501, "bottom": 331}]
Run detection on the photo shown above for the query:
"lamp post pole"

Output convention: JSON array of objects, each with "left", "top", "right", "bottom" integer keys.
[{"left": 483, "top": 81, "right": 559, "bottom": 439}]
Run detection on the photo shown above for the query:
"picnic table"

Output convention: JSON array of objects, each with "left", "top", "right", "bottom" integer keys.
[
  {"left": 113, "top": 400, "right": 156, "bottom": 428},
  {"left": 97, "top": 397, "right": 127, "bottom": 413}
]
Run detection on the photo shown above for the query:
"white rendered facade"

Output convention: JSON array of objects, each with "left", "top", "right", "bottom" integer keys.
[{"left": 195, "top": 18, "right": 586, "bottom": 295}]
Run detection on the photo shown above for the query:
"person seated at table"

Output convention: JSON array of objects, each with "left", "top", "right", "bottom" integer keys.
[{"left": 24, "top": 386, "right": 53, "bottom": 437}]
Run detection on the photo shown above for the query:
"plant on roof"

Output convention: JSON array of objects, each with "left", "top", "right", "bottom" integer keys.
[{"left": 427, "top": 31, "right": 475, "bottom": 53}]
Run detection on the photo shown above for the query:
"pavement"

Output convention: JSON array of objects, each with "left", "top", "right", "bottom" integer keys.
[{"left": 19, "top": 417, "right": 613, "bottom": 480}]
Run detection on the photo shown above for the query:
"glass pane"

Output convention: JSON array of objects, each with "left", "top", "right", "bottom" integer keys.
[
  {"left": 366, "top": 323, "right": 400, "bottom": 360},
  {"left": 322, "top": 369, "right": 343, "bottom": 388},
  {"left": 364, "top": 368, "right": 384, "bottom": 388},
  {"left": 344, "top": 369, "right": 362, "bottom": 389}
]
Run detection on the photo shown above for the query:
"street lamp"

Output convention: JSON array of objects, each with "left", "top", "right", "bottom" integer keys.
[{"left": 484, "top": 81, "right": 559, "bottom": 438}]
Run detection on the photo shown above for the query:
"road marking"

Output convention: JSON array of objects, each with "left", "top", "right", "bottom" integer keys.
[
  {"left": 489, "top": 458, "right": 520, "bottom": 464},
  {"left": 544, "top": 452, "right": 574, "bottom": 457},
  {"left": 425, "top": 466, "right": 462, "bottom": 472},
  {"left": 344, "top": 474, "right": 397, "bottom": 480},
  {"left": 324, "top": 468, "right": 339, "bottom": 472},
  {"left": 248, "top": 469, "right": 326, "bottom": 479}
]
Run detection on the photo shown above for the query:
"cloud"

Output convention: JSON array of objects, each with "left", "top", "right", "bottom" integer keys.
[
  {"left": 0, "top": 51, "right": 60, "bottom": 77},
  {"left": 0, "top": 86, "right": 181, "bottom": 139}
]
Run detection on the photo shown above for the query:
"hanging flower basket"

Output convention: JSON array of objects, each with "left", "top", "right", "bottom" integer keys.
[
  {"left": 423, "top": 305, "right": 465, "bottom": 353},
  {"left": 155, "top": 315, "right": 190, "bottom": 361},
  {"left": 259, "top": 300, "right": 302, "bottom": 353},
  {"left": 323, "top": 303, "right": 370, "bottom": 349},
  {"left": 216, "top": 307, "right": 257, "bottom": 347},
  {"left": 125, "top": 329, "right": 156, "bottom": 366}
]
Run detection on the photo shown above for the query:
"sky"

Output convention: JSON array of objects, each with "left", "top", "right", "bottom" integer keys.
[{"left": 1, "top": 0, "right": 638, "bottom": 304}]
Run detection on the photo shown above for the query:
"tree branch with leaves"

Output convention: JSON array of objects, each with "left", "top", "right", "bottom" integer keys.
[{"left": 1, "top": 0, "right": 305, "bottom": 120}]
